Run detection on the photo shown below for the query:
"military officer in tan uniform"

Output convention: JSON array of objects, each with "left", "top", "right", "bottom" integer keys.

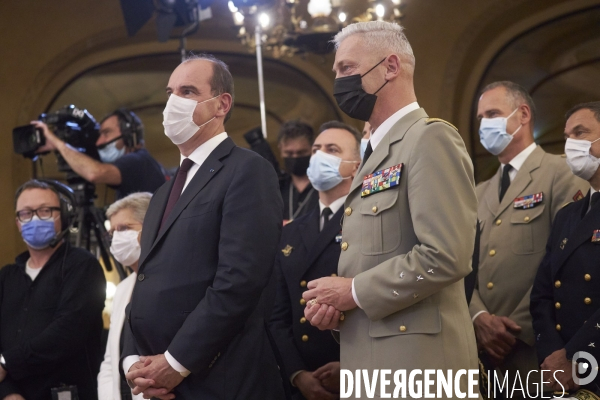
[
  {"left": 472, "top": 81, "right": 588, "bottom": 395},
  {"left": 302, "top": 21, "right": 480, "bottom": 399}
]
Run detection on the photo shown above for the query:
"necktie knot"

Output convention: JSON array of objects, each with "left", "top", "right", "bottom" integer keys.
[
  {"left": 321, "top": 207, "right": 333, "bottom": 221},
  {"left": 180, "top": 158, "right": 195, "bottom": 173}
]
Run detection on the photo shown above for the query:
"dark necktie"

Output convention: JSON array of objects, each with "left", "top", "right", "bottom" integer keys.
[
  {"left": 363, "top": 141, "right": 373, "bottom": 164},
  {"left": 591, "top": 192, "right": 600, "bottom": 209},
  {"left": 160, "top": 158, "right": 195, "bottom": 230},
  {"left": 499, "top": 164, "right": 513, "bottom": 202},
  {"left": 321, "top": 207, "right": 333, "bottom": 231}
]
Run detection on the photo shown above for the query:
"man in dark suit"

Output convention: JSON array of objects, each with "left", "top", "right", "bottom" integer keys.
[
  {"left": 270, "top": 121, "right": 361, "bottom": 400},
  {"left": 531, "top": 101, "right": 600, "bottom": 396},
  {"left": 122, "top": 54, "right": 285, "bottom": 399}
]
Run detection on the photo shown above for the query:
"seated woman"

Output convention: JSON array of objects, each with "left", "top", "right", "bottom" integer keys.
[{"left": 98, "top": 192, "right": 152, "bottom": 400}]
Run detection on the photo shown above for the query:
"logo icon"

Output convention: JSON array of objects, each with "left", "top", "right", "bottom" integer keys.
[{"left": 572, "top": 351, "right": 598, "bottom": 386}]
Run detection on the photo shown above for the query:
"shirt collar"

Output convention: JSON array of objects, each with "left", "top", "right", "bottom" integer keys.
[
  {"left": 501, "top": 142, "right": 537, "bottom": 172},
  {"left": 180, "top": 132, "right": 228, "bottom": 166},
  {"left": 319, "top": 195, "right": 348, "bottom": 216},
  {"left": 370, "top": 102, "right": 420, "bottom": 150}
]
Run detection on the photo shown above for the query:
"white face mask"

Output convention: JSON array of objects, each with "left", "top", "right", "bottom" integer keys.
[
  {"left": 163, "top": 94, "right": 218, "bottom": 145},
  {"left": 98, "top": 140, "right": 126, "bottom": 163},
  {"left": 479, "top": 108, "right": 522, "bottom": 156},
  {"left": 565, "top": 137, "right": 600, "bottom": 180},
  {"left": 110, "top": 229, "right": 141, "bottom": 267},
  {"left": 307, "top": 150, "right": 357, "bottom": 191}
]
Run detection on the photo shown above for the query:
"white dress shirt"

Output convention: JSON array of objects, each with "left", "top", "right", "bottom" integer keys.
[
  {"left": 472, "top": 142, "right": 538, "bottom": 323},
  {"left": 318, "top": 195, "right": 347, "bottom": 231},
  {"left": 369, "top": 102, "right": 420, "bottom": 151},
  {"left": 351, "top": 103, "right": 420, "bottom": 309},
  {"left": 123, "top": 132, "right": 229, "bottom": 378},
  {"left": 589, "top": 187, "right": 599, "bottom": 213}
]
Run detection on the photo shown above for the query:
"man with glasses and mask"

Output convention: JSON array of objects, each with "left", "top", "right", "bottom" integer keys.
[
  {"left": 0, "top": 180, "right": 106, "bottom": 400},
  {"left": 472, "top": 81, "right": 587, "bottom": 397},
  {"left": 270, "top": 121, "right": 361, "bottom": 400},
  {"left": 34, "top": 108, "right": 165, "bottom": 200},
  {"left": 278, "top": 120, "right": 320, "bottom": 223},
  {"left": 531, "top": 102, "right": 600, "bottom": 397},
  {"left": 301, "top": 21, "right": 480, "bottom": 396}
]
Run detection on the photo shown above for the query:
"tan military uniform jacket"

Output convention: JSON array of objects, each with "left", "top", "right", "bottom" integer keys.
[
  {"left": 471, "top": 146, "right": 588, "bottom": 377},
  {"left": 338, "top": 108, "right": 480, "bottom": 399}
]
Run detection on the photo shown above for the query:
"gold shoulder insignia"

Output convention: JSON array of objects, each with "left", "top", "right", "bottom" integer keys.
[
  {"left": 281, "top": 245, "right": 293, "bottom": 257},
  {"left": 425, "top": 117, "right": 458, "bottom": 131}
]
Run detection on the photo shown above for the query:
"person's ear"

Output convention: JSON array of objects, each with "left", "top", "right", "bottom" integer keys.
[
  {"left": 384, "top": 54, "right": 401, "bottom": 81},
  {"left": 215, "top": 94, "right": 233, "bottom": 119},
  {"left": 518, "top": 104, "right": 532, "bottom": 126}
]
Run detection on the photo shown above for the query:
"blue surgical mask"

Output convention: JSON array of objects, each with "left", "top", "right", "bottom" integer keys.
[
  {"left": 21, "top": 216, "right": 57, "bottom": 250},
  {"left": 99, "top": 141, "right": 126, "bottom": 163},
  {"left": 360, "top": 139, "right": 369, "bottom": 160},
  {"left": 479, "top": 108, "right": 522, "bottom": 156},
  {"left": 307, "top": 150, "right": 356, "bottom": 191}
]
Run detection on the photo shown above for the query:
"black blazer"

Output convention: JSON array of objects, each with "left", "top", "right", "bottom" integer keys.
[
  {"left": 269, "top": 208, "right": 341, "bottom": 387},
  {"left": 531, "top": 190, "right": 600, "bottom": 387},
  {"left": 122, "top": 138, "right": 285, "bottom": 399}
]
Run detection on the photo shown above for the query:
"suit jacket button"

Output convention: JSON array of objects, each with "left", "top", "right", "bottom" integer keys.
[
  {"left": 300, "top": 280, "right": 307, "bottom": 288},
  {"left": 495, "top": 219, "right": 502, "bottom": 226},
  {"left": 555, "top": 280, "right": 561, "bottom": 288},
  {"left": 556, "top": 324, "right": 561, "bottom": 331},
  {"left": 372, "top": 206, "right": 378, "bottom": 213},
  {"left": 524, "top": 216, "right": 530, "bottom": 222},
  {"left": 585, "top": 297, "right": 592, "bottom": 305},
  {"left": 138, "top": 274, "right": 145, "bottom": 282},
  {"left": 489, "top": 250, "right": 496, "bottom": 256},
  {"left": 341, "top": 242, "right": 348, "bottom": 251},
  {"left": 399, "top": 325, "right": 407, "bottom": 332},
  {"left": 345, "top": 207, "right": 352, "bottom": 216},
  {"left": 585, "top": 274, "right": 592, "bottom": 281},
  {"left": 487, "top": 282, "right": 494, "bottom": 290},
  {"left": 302, "top": 335, "right": 309, "bottom": 342},
  {"left": 300, "top": 298, "right": 306, "bottom": 306},
  {"left": 555, "top": 302, "right": 561, "bottom": 309},
  {"left": 300, "top": 317, "right": 306, "bottom": 324}
]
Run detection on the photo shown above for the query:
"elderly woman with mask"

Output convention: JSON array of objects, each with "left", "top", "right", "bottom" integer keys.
[{"left": 98, "top": 192, "right": 152, "bottom": 400}]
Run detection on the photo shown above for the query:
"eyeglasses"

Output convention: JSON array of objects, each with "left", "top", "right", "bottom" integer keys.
[{"left": 16, "top": 207, "right": 60, "bottom": 223}]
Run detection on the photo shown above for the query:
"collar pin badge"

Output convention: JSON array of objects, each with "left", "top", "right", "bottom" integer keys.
[{"left": 281, "top": 245, "right": 293, "bottom": 257}]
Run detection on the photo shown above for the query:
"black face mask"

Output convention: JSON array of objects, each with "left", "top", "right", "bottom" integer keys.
[
  {"left": 284, "top": 155, "right": 311, "bottom": 177},
  {"left": 333, "top": 57, "right": 389, "bottom": 121}
]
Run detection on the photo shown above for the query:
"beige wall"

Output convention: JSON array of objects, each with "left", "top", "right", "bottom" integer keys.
[{"left": 1, "top": 0, "right": 598, "bottom": 265}]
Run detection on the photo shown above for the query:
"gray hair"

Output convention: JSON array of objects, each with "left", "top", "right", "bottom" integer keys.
[
  {"left": 106, "top": 192, "right": 152, "bottom": 224},
  {"left": 481, "top": 81, "right": 537, "bottom": 126},
  {"left": 183, "top": 53, "right": 235, "bottom": 123},
  {"left": 333, "top": 21, "right": 415, "bottom": 72}
]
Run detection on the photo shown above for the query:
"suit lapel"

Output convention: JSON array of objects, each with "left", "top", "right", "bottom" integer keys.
[
  {"left": 493, "top": 146, "right": 544, "bottom": 218},
  {"left": 552, "top": 191, "right": 597, "bottom": 277},
  {"left": 305, "top": 208, "right": 343, "bottom": 270},
  {"left": 349, "top": 108, "right": 428, "bottom": 196},
  {"left": 139, "top": 138, "right": 235, "bottom": 270},
  {"left": 138, "top": 181, "right": 172, "bottom": 267}
]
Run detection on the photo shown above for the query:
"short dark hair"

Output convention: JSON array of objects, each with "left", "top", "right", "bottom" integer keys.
[
  {"left": 277, "top": 120, "right": 314, "bottom": 145},
  {"left": 100, "top": 108, "right": 145, "bottom": 147},
  {"left": 184, "top": 53, "right": 235, "bottom": 123},
  {"left": 565, "top": 101, "right": 600, "bottom": 122},
  {"left": 481, "top": 81, "right": 536, "bottom": 126},
  {"left": 15, "top": 180, "right": 60, "bottom": 208},
  {"left": 319, "top": 120, "right": 362, "bottom": 158}
]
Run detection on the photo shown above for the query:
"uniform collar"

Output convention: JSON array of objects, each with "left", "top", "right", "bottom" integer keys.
[
  {"left": 180, "top": 132, "right": 228, "bottom": 166},
  {"left": 370, "top": 102, "right": 420, "bottom": 151},
  {"left": 501, "top": 142, "right": 537, "bottom": 172},
  {"left": 319, "top": 195, "right": 348, "bottom": 216}
]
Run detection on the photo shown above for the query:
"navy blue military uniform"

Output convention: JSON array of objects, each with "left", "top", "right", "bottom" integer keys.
[
  {"left": 270, "top": 208, "right": 341, "bottom": 399},
  {"left": 531, "top": 190, "right": 600, "bottom": 391}
]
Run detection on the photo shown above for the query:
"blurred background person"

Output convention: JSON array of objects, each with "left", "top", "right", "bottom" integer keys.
[
  {"left": 278, "top": 120, "right": 320, "bottom": 222},
  {"left": 531, "top": 102, "right": 600, "bottom": 396},
  {"left": 0, "top": 180, "right": 106, "bottom": 400},
  {"left": 33, "top": 108, "right": 166, "bottom": 200},
  {"left": 472, "top": 81, "right": 588, "bottom": 397},
  {"left": 98, "top": 192, "right": 152, "bottom": 400},
  {"left": 270, "top": 121, "right": 361, "bottom": 400}
]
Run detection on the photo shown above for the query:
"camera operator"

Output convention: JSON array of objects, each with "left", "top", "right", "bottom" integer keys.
[
  {"left": 0, "top": 180, "right": 106, "bottom": 400},
  {"left": 33, "top": 108, "right": 166, "bottom": 199}
]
